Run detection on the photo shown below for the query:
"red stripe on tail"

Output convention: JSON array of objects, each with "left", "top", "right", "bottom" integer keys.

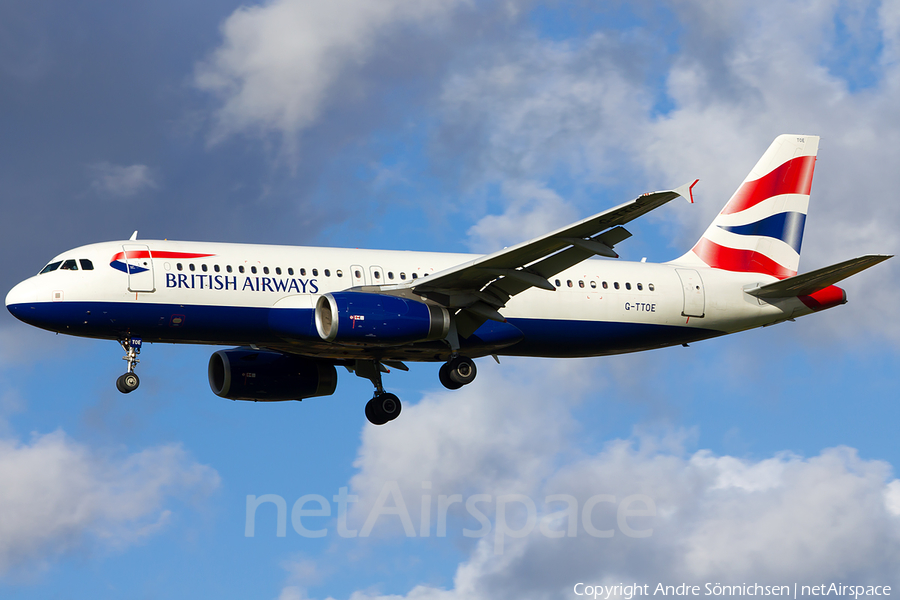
[
  {"left": 691, "top": 238, "right": 796, "bottom": 279},
  {"left": 721, "top": 155, "right": 816, "bottom": 215}
]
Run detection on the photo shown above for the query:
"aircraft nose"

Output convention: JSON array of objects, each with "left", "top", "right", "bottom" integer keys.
[{"left": 6, "top": 278, "right": 38, "bottom": 319}]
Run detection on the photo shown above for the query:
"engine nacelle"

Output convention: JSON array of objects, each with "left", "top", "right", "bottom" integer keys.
[
  {"left": 315, "top": 292, "right": 449, "bottom": 345},
  {"left": 208, "top": 349, "right": 338, "bottom": 401}
]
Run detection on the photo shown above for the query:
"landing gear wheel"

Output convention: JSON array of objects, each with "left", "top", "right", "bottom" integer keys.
[
  {"left": 365, "top": 392, "right": 402, "bottom": 425},
  {"left": 446, "top": 356, "right": 477, "bottom": 386},
  {"left": 116, "top": 372, "right": 140, "bottom": 394},
  {"left": 439, "top": 363, "right": 463, "bottom": 390}
]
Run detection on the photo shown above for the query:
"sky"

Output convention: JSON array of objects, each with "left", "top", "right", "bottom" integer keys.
[{"left": 1, "top": 0, "right": 900, "bottom": 598}]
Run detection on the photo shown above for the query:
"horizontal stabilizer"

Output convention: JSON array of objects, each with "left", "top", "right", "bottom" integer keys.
[{"left": 745, "top": 255, "right": 892, "bottom": 299}]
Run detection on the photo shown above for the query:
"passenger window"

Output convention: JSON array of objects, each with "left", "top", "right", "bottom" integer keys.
[
  {"left": 625, "top": 282, "right": 631, "bottom": 290},
  {"left": 555, "top": 279, "right": 561, "bottom": 287},
  {"left": 251, "top": 266, "right": 257, "bottom": 274},
  {"left": 637, "top": 283, "right": 643, "bottom": 291},
  {"left": 400, "top": 273, "right": 406, "bottom": 280},
  {"left": 39, "top": 261, "right": 62, "bottom": 274},
  {"left": 226, "top": 265, "right": 233, "bottom": 273},
  {"left": 336, "top": 270, "right": 343, "bottom": 277},
  {"left": 276, "top": 267, "right": 281, "bottom": 275},
  {"left": 602, "top": 281, "right": 608, "bottom": 289},
  {"left": 614, "top": 282, "right": 620, "bottom": 290},
  {"left": 567, "top": 280, "right": 573, "bottom": 288},
  {"left": 288, "top": 268, "right": 294, "bottom": 276},
  {"left": 202, "top": 264, "right": 208, "bottom": 272},
  {"left": 80, "top": 259, "right": 94, "bottom": 271},
  {"left": 239, "top": 266, "right": 245, "bottom": 273},
  {"left": 579, "top": 280, "right": 584, "bottom": 288},
  {"left": 324, "top": 269, "right": 331, "bottom": 277},
  {"left": 388, "top": 272, "right": 394, "bottom": 280},
  {"left": 590, "top": 281, "right": 596, "bottom": 289},
  {"left": 354, "top": 270, "right": 361, "bottom": 278},
  {"left": 301, "top": 268, "right": 307, "bottom": 276},
  {"left": 374, "top": 271, "right": 381, "bottom": 280},
  {"left": 177, "top": 263, "right": 183, "bottom": 271},
  {"left": 190, "top": 264, "right": 196, "bottom": 272},
  {"left": 61, "top": 259, "right": 78, "bottom": 270},
  {"left": 412, "top": 273, "right": 418, "bottom": 279},
  {"left": 263, "top": 266, "right": 269, "bottom": 274},
  {"left": 312, "top": 269, "right": 318, "bottom": 276},
  {"left": 649, "top": 283, "right": 655, "bottom": 291},
  {"left": 214, "top": 264, "right": 220, "bottom": 273}
]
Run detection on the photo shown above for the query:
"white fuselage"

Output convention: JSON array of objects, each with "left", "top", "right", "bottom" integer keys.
[{"left": 5, "top": 239, "right": 818, "bottom": 362}]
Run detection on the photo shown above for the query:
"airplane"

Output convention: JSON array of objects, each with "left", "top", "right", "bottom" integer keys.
[{"left": 5, "top": 134, "right": 891, "bottom": 425}]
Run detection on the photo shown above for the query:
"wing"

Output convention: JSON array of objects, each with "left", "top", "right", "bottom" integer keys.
[{"left": 367, "top": 181, "right": 697, "bottom": 336}]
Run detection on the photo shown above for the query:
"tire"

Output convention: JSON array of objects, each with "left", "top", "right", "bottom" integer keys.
[
  {"left": 439, "top": 363, "right": 463, "bottom": 390},
  {"left": 379, "top": 393, "right": 401, "bottom": 421},
  {"left": 365, "top": 393, "right": 401, "bottom": 425},
  {"left": 116, "top": 373, "right": 140, "bottom": 394},
  {"left": 447, "top": 356, "right": 477, "bottom": 386},
  {"left": 365, "top": 398, "right": 383, "bottom": 425}
]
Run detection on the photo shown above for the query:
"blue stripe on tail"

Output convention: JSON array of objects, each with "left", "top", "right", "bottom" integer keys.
[{"left": 717, "top": 211, "right": 806, "bottom": 253}]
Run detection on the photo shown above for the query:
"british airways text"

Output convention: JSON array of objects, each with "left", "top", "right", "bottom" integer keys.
[{"left": 166, "top": 273, "right": 319, "bottom": 293}]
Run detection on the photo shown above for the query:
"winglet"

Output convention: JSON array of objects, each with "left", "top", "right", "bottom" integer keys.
[{"left": 674, "top": 179, "right": 699, "bottom": 204}]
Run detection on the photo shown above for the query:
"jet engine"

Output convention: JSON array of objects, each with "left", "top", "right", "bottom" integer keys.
[
  {"left": 314, "top": 292, "right": 449, "bottom": 345},
  {"left": 208, "top": 349, "right": 338, "bottom": 401}
]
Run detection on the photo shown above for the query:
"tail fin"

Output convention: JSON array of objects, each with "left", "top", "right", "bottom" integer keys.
[{"left": 675, "top": 134, "right": 819, "bottom": 280}]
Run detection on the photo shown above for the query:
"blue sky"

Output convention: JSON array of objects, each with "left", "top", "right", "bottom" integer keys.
[{"left": 2, "top": 1, "right": 900, "bottom": 598}]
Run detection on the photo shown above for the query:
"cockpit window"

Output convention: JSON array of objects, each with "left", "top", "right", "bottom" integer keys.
[
  {"left": 60, "top": 259, "right": 78, "bottom": 271},
  {"left": 39, "top": 261, "right": 62, "bottom": 274},
  {"left": 80, "top": 259, "right": 94, "bottom": 271}
]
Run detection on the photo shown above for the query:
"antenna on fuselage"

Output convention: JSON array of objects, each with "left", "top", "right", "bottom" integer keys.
[{"left": 130, "top": 231, "right": 138, "bottom": 241}]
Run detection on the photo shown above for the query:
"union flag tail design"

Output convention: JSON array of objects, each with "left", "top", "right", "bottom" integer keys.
[{"left": 676, "top": 135, "right": 819, "bottom": 280}]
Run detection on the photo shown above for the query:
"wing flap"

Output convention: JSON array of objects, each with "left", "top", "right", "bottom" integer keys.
[{"left": 745, "top": 255, "right": 892, "bottom": 299}]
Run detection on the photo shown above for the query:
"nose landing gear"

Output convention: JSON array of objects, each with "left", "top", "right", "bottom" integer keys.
[{"left": 116, "top": 337, "right": 142, "bottom": 394}]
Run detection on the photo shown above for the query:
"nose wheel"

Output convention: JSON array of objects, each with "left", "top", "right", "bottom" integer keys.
[{"left": 117, "top": 337, "right": 142, "bottom": 394}]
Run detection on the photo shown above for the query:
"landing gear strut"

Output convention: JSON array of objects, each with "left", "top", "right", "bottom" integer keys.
[
  {"left": 116, "top": 337, "right": 142, "bottom": 394},
  {"left": 439, "top": 355, "right": 477, "bottom": 390},
  {"left": 355, "top": 360, "right": 402, "bottom": 425}
]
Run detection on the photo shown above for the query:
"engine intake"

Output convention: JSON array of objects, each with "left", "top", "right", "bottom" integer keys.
[
  {"left": 208, "top": 349, "right": 337, "bottom": 401},
  {"left": 315, "top": 292, "right": 449, "bottom": 345}
]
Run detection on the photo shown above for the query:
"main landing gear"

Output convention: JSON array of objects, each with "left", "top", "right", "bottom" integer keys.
[
  {"left": 355, "top": 354, "right": 477, "bottom": 425},
  {"left": 439, "top": 355, "right": 477, "bottom": 390},
  {"left": 355, "top": 360, "right": 402, "bottom": 426},
  {"left": 116, "top": 337, "right": 142, "bottom": 394}
]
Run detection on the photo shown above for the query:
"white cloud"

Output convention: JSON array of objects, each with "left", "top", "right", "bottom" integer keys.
[
  {"left": 277, "top": 359, "right": 900, "bottom": 599},
  {"left": 88, "top": 162, "right": 158, "bottom": 197},
  {"left": 433, "top": 0, "right": 900, "bottom": 342},
  {"left": 347, "top": 360, "right": 590, "bottom": 531},
  {"left": 195, "top": 0, "right": 471, "bottom": 144},
  {"left": 0, "top": 430, "right": 219, "bottom": 576},
  {"left": 465, "top": 180, "right": 579, "bottom": 253}
]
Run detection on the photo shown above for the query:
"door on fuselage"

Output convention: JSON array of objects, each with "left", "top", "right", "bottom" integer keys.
[
  {"left": 122, "top": 244, "right": 155, "bottom": 293},
  {"left": 676, "top": 268, "right": 704, "bottom": 318}
]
